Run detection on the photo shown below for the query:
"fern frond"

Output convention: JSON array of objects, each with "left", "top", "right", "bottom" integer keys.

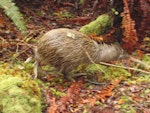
[{"left": 0, "top": 0, "right": 26, "bottom": 34}]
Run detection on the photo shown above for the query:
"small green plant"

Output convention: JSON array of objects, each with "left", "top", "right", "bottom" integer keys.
[
  {"left": 50, "top": 88, "right": 66, "bottom": 97},
  {"left": 0, "top": 0, "right": 26, "bottom": 34},
  {"left": 53, "top": 10, "right": 74, "bottom": 20}
]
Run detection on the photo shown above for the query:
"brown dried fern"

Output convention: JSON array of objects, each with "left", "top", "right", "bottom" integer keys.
[{"left": 121, "top": 0, "right": 138, "bottom": 51}]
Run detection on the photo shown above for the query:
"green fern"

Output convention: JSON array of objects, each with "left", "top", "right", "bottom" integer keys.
[{"left": 0, "top": 0, "right": 26, "bottom": 34}]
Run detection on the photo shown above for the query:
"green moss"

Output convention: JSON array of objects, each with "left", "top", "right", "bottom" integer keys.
[
  {"left": 0, "top": 62, "right": 42, "bottom": 113},
  {"left": 127, "top": 73, "right": 150, "bottom": 85},
  {"left": 85, "top": 64, "right": 131, "bottom": 81},
  {"left": 85, "top": 64, "right": 107, "bottom": 74},
  {"left": 103, "top": 67, "right": 131, "bottom": 80},
  {"left": 79, "top": 14, "right": 111, "bottom": 35},
  {"left": 142, "top": 55, "right": 150, "bottom": 65},
  {"left": 50, "top": 88, "right": 66, "bottom": 97}
]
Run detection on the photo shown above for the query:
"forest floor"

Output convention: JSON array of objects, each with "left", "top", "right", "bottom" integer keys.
[{"left": 0, "top": 1, "right": 150, "bottom": 113}]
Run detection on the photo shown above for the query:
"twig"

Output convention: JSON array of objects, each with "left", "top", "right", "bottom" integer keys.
[
  {"left": 0, "top": 36, "right": 8, "bottom": 43},
  {"left": 99, "top": 62, "right": 150, "bottom": 75},
  {"left": 81, "top": 46, "right": 107, "bottom": 75},
  {"left": 23, "top": 28, "right": 45, "bottom": 41},
  {"left": 130, "top": 57, "right": 150, "bottom": 69}
]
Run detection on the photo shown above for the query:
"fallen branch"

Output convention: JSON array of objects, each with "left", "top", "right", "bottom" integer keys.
[
  {"left": 99, "top": 61, "right": 150, "bottom": 75},
  {"left": 130, "top": 57, "right": 150, "bottom": 69}
]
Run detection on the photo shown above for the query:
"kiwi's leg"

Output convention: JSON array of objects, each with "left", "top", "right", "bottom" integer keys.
[
  {"left": 34, "top": 60, "right": 39, "bottom": 79},
  {"left": 61, "top": 69, "right": 75, "bottom": 82}
]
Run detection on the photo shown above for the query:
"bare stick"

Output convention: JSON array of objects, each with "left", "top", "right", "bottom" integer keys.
[
  {"left": 130, "top": 57, "right": 150, "bottom": 69},
  {"left": 99, "top": 61, "right": 150, "bottom": 75},
  {"left": 82, "top": 46, "right": 107, "bottom": 75}
]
